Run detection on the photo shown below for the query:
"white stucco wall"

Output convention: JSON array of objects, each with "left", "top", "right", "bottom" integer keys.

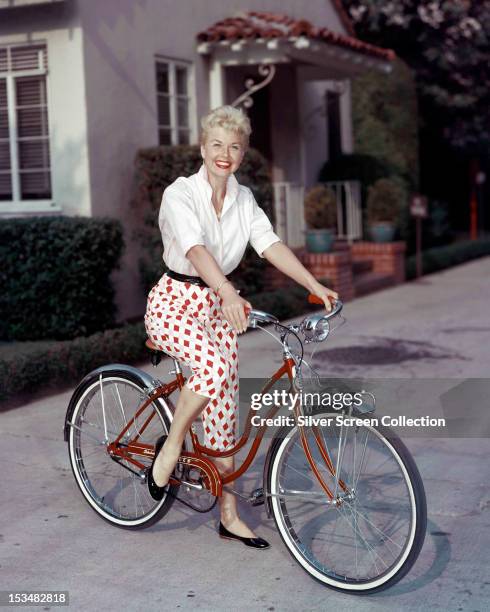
[
  {"left": 297, "top": 75, "right": 354, "bottom": 188},
  {"left": 341, "top": 79, "right": 354, "bottom": 154},
  {"left": 0, "top": 3, "right": 90, "bottom": 217}
]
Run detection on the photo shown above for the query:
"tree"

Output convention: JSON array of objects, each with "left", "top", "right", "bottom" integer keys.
[
  {"left": 342, "top": 0, "right": 490, "bottom": 154},
  {"left": 351, "top": 57, "right": 419, "bottom": 190}
]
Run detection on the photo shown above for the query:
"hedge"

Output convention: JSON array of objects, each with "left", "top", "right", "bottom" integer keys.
[
  {"left": 0, "top": 282, "right": 327, "bottom": 408},
  {"left": 0, "top": 322, "right": 147, "bottom": 406},
  {"left": 131, "top": 145, "right": 274, "bottom": 296},
  {"left": 406, "top": 237, "right": 490, "bottom": 280},
  {"left": 0, "top": 216, "right": 124, "bottom": 341}
]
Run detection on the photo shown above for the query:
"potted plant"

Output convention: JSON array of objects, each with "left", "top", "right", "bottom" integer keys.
[
  {"left": 366, "top": 178, "right": 404, "bottom": 242},
  {"left": 304, "top": 185, "right": 337, "bottom": 253}
]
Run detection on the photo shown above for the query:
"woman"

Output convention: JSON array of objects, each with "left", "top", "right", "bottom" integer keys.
[{"left": 144, "top": 105, "right": 338, "bottom": 549}]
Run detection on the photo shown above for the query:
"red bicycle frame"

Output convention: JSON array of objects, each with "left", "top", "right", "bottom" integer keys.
[{"left": 106, "top": 352, "right": 347, "bottom": 500}]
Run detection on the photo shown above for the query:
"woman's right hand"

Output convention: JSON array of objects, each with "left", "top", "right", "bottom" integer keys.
[{"left": 219, "top": 284, "right": 252, "bottom": 334}]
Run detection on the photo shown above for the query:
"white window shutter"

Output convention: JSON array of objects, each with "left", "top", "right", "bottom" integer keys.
[{"left": 16, "top": 75, "right": 51, "bottom": 199}]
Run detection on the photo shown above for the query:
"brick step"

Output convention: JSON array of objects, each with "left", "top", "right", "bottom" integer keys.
[
  {"left": 262, "top": 267, "right": 296, "bottom": 290},
  {"left": 331, "top": 239, "right": 351, "bottom": 252},
  {"left": 352, "top": 259, "right": 373, "bottom": 275},
  {"left": 353, "top": 272, "right": 396, "bottom": 297}
]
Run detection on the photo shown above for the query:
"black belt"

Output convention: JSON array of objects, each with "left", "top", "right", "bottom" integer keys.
[{"left": 166, "top": 269, "right": 209, "bottom": 288}]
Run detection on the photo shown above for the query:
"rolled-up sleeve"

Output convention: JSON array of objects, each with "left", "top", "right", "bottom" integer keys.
[
  {"left": 159, "top": 181, "right": 205, "bottom": 256},
  {"left": 248, "top": 191, "right": 282, "bottom": 258}
]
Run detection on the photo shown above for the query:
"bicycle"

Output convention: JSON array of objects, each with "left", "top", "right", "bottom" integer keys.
[{"left": 64, "top": 295, "right": 427, "bottom": 594}]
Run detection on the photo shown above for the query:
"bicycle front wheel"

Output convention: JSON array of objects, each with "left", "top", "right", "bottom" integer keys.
[
  {"left": 67, "top": 369, "right": 180, "bottom": 530},
  {"left": 267, "top": 412, "right": 426, "bottom": 593}
]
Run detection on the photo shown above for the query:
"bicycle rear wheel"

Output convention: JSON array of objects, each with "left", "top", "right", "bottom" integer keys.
[
  {"left": 67, "top": 369, "right": 181, "bottom": 530},
  {"left": 266, "top": 411, "right": 426, "bottom": 593}
]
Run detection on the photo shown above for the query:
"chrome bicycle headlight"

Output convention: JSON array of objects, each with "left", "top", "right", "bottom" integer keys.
[
  {"left": 314, "top": 317, "right": 330, "bottom": 342},
  {"left": 302, "top": 314, "right": 330, "bottom": 343}
]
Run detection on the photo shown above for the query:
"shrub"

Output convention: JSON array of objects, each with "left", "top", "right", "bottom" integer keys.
[
  {"left": 0, "top": 217, "right": 124, "bottom": 341},
  {"left": 318, "top": 153, "right": 392, "bottom": 189},
  {"left": 132, "top": 146, "right": 273, "bottom": 296},
  {"left": 304, "top": 185, "right": 337, "bottom": 229},
  {"left": 0, "top": 321, "right": 148, "bottom": 405},
  {"left": 367, "top": 178, "right": 406, "bottom": 224}
]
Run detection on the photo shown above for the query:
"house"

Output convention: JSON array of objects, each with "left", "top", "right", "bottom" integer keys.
[{"left": 0, "top": 0, "right": 393, "bottom": 321}]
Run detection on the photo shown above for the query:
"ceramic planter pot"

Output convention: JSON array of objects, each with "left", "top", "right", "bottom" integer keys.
[
  {"left": 305, "top": 229, "right": 335, "bottom": 253},
  {"left": 369, "top": 222, "right": 395, "bottom": 243}
]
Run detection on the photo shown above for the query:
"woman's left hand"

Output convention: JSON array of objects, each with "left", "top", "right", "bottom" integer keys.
[{"left": 310, "top": 282, "right": 339, "bottom": 313}]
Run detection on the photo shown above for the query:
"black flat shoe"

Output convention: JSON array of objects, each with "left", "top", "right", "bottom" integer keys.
[
  {"left": 218, "top": 521, "right": 270, "bottom": 549},
  {"left": 147, "top": 435, "right": 169, "bottom": 501}
]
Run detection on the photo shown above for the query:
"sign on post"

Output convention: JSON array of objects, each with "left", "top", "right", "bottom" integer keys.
[
  {"left": 410, "top": 195, "right": 428, "bottom": 219},
  {"left": 410, "top": 195, "right": 428, "bottom": 278}
]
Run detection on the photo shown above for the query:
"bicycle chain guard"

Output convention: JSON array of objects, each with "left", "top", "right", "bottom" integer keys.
[
  {"left": 170, "top": 464, "right": 218, "bottom": 513},
  {"left": 174, "top": 451, "right": 222, "bottom": 498}
]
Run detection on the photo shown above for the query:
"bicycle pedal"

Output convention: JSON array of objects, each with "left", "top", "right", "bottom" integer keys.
[{"left": 248, "top": 487, "right": 265, "bottom": 506}]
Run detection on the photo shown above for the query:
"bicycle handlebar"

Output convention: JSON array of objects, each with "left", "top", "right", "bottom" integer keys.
[
  {"left": 246, "top": 308, "right": 278, "bottom": 327},
  {"left": 311, "top": 296, "right": 344, "bottom": 320},
  {"left": 246, "top": 296, "right": 343, "bottom": 330}
]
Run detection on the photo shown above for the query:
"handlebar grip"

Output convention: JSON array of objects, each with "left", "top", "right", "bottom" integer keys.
[
  {"left": 244, "top": 305, "right": 252, "bottom": 316},
  {"left": 308, "top": 294, "right": 324, "bottom": 305}
]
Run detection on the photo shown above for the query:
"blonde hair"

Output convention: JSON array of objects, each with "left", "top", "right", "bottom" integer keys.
[{"left": 200, "top": 105, "right": 251, "bottom": 147}]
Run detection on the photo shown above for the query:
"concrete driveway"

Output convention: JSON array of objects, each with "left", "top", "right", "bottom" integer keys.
[{"left": 1, "top": 257, "right": 489, "bottom": 611}]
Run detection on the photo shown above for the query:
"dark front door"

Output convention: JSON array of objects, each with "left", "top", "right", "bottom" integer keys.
[
  {"left": 326, "top": 90, "right": 342, "bottom": 161},
  {"left": 246, "top": 75, "right": 272, "bottom": 162}
]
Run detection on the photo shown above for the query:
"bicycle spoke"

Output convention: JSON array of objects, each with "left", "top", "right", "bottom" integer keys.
[
  {"left": 352, "top": 427, "right": 357, "bottom": 503},
  {"left": 99, "top": 374, "right": 109, "bottom": 442},
  {"left": 347, "top": 503, "right": 404, "bottom": 557},
  {"left": 353, "top": 429, "right": 370, "bottom": 492},
  {"left": 353, "top": 498, "right": 410, "bottom": 546},
  {"left": 68, "top": 421, "right": 106, "bottom": 446},
  {"left": 80, "top": 416, "right": 121, "bottom": 439},
  {"left": 113, "top": 383, "right": 128, "bottom": 428},
  {"left": 354, "top": 493, "right": 359, "bottom": 579},
  {"left": 336, "top": 502, "right": 389, "bottom": 573}
]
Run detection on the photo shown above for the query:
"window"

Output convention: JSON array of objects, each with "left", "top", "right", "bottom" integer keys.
[
  {"left": 0, "top": 43, "right": 52, "bottom": 205},
  {"left": 155, "top": 58, "right": 193, "bottom": 145}
]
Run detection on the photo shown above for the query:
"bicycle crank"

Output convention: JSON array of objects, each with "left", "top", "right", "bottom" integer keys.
[{"left": 222, "top": 486, "right": 265, "bottom": 507}]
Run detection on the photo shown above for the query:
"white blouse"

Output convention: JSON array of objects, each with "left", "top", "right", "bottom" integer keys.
[{"left": 158, "top": 164, "right": 282, "bottom": 276}]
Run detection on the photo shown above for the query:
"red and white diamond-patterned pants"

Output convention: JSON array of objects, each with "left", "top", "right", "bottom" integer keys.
[{"left": 144, "top": 273, "right": 238, "bottom": 451}]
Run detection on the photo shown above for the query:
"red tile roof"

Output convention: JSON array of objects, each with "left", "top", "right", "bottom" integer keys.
[{"left": 197, "top": 11, "right": 395, "bottom": 62}]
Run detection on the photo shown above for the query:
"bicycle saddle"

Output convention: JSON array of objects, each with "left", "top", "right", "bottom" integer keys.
[
  {"left": 145, "top": 338, "right": 159, "bottom": 351},
  {"left": 145, "top": 338, "right": 167, "bottom": 366}
]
